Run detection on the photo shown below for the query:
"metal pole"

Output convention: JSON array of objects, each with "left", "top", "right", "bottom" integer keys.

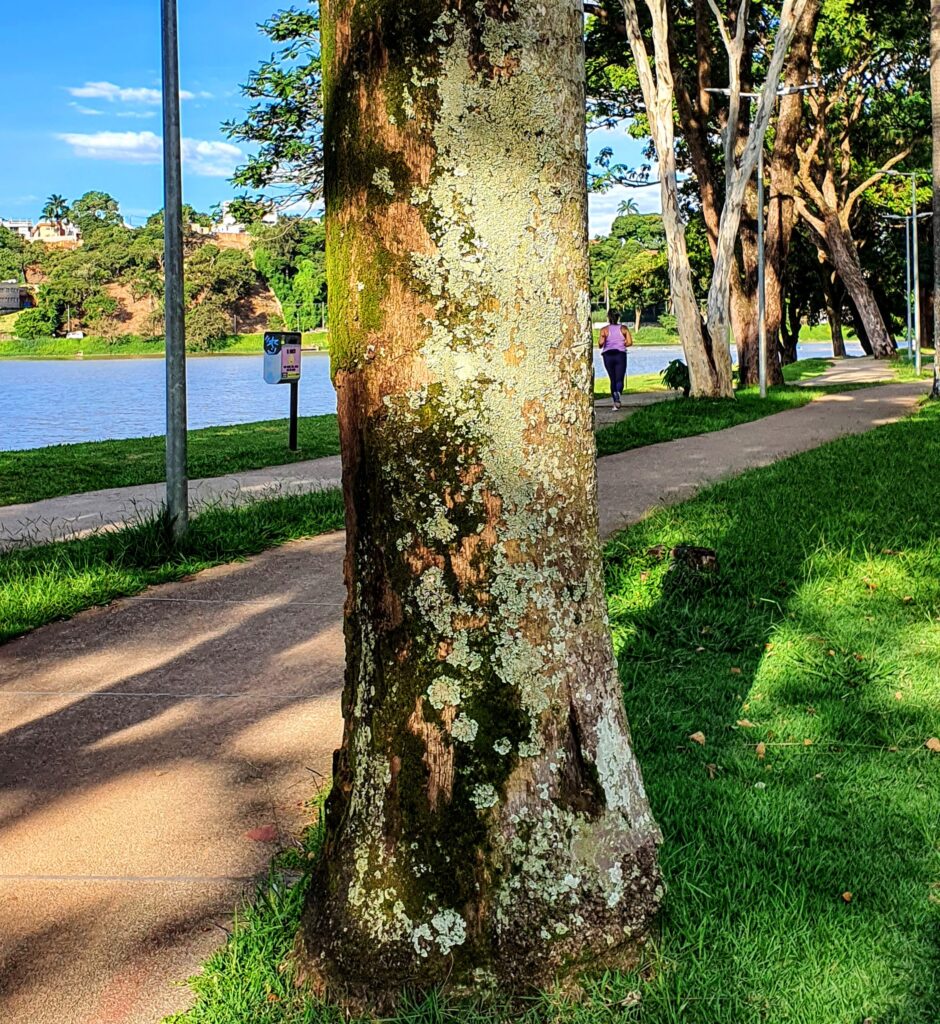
[
  {"left": 757, "top": 146, "right": 767, "bottom": 398},
  {"left": 905, "top": 214, "right": 913, "bottom": 357},
  {"left": 289, "top": 380, "right": 299, "bottom": 451},
  {"left": 162, "top": 0, "right": 188, "bottom": 538},
  {"left": 913, "top": 174, "right": 922, "bottom": 375}
]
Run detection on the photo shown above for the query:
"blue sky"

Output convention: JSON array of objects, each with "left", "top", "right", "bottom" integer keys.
[{"left": 0, "top": 1, "right": 657, "bottom": 235}]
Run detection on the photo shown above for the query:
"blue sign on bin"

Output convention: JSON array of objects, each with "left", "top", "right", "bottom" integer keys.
[{"left": 263, "top": 332, "right": 302, "bottom": 384}]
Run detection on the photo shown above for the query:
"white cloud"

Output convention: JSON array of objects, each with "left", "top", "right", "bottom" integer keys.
[
  {"left": 116, "top": 110, "right": 158, "bottom": 120},
  {"left": 69, "top": 102, "right": 104, "bottom": 116},
  {"left": 67, "top": 82, "right": 210, "bottom": 105},
  {"left": 56, "top": 131, "right": 242, "bottom": 177}
]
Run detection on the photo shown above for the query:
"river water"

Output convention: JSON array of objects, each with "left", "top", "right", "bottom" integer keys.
[{"left": 0, "top": 341, "right": 863, "bottom": 451}]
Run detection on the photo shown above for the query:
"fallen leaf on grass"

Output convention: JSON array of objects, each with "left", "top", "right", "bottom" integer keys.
[
  {"left": 903, "top": 595, "right": 914, "bottom": 604},
  {"left": 696, "top": 646, "right": 706, "bottom": 652},
  {"left": 756, "top": 742, "right": 767, "bottom": 760},
  {"left": 736, "top": 719, "right": 755, "bottom": 728},
  {"left": 803, "top": 739, "right": 813, "bottom": 746},
  {"left": 705, "top": 763, "right": 718, "bottom": 779},
  {"left": 245, "top": 825, "right": 279, "bottom": 843},
  {"left": 689, "top": 731, "right": 706, "bottom": 746},
  {"left": 639, "top": 571, "right": 650, "bottom": 582},
  {"left": 926, "top": 738, "right": 940, "bottom": 753},
  {"left": 841, "top": 891, "right": 853, "bottom": 903},
  {"left": 730, "top": 667, "right": 742, "bottom": 675},
  {"left": 894, "top": 691, "right": 904, "bottom": 701}
]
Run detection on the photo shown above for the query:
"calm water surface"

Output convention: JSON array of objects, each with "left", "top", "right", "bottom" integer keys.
[{"left": 0, "top": 341, "right": 864, "bottom": 451}]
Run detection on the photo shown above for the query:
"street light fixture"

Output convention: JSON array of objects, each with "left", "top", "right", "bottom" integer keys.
[
  {"left": 883, "top": 210, "right": 932, "bottom": 362},
  {"left": 707, "top": 83, "right": 817, "bottom": 398},
  {"left": 884, "top": 167, "right": 925, "bottom": 376}
]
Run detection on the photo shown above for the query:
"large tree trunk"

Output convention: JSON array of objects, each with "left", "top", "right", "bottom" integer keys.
[
  {"left": 299, "top": 2, "right": 662, "bottom": 1008},
  {"left": 821, "top": 269, "right": 847, "bottom": 357},
  {"left": 763, "top": 0, "right": 820, "bottom": 376},
  {"left": 932, "top": 0, "right": 940, "bottom": 397},
  {"left": 622, "top": 0, "right": 734, "bottom": 397},
  {"left": 822, "top": 215, "right": 894, "bottom": 357}
]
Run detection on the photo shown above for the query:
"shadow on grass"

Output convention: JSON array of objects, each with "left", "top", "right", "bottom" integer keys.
[{"left": 166, "top": 406, "right": 940, "bottom": 1024}]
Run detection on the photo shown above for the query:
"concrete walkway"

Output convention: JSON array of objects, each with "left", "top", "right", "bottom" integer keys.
[
  {"left": 0, "top": 379, "right": 927, "bottom": 1024},
  {"left": 0, "top": 393, "right": 677, "bottom": 551}
]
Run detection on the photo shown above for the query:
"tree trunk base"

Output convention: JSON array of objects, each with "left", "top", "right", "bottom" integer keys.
[{"left": 294, "top": 831, "right": 661, "bottom": 1015}]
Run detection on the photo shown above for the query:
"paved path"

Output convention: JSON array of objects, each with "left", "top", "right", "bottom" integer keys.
[
  {"left": 0, "top": 393, "right": 676, "bottom": 551},
  {"left": 0, "top": 379, "right": 927, "bottom": 1023},
  {"left": 796, "top": 354, "right": 895, "bottom": 387}
]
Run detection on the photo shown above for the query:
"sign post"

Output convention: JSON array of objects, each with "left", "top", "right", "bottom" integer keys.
[{"left": 264, "top": 331, "right": 303, "bottom": 451}]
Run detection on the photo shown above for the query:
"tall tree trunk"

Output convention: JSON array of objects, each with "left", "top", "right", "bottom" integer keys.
[
  {"left": 821, "top": 269, "right": 846, "bottom": 357},
  {"left": 931, "top": 0, "right": 940, "bottom": 397},
  {"left": 821, "top": 215, "right": 893, "bottom": 357},
  {"left": 635, "top": 306, "right": 642, "bottom": 331},
  {"left": 764, "top": 0, "right": 820, "bottom": 374},
  {"left": 622, "top": 0, "right": 734, "bottom": 397},
  {"left": 299, "top": 2, "right": 662, "bottom": 1008}
]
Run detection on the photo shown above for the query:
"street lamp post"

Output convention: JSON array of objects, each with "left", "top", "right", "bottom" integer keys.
[
  {"left": 883, "top": 170, "right": 927, "bottom": 374},
  {"left": 161, "top": 0, "right": 189, "bottom": 539}
]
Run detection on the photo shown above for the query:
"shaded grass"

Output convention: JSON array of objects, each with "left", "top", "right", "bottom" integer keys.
[
  {"left": 0, "top": 489, "right": 345, "bottom": 642},
  {"left": 166, "top": 403, "right": 940, "bottom": 1024},
  {"left": 0, "top": 415, "right": 340, "bottom": 506},
  {"left": 0, "top": 331, "right": 329, "bottom": 359}
]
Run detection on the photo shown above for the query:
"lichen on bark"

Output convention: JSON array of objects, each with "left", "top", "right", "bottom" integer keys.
[{"left": 299, "top": 0, "right": 662, "bottom": 1008}]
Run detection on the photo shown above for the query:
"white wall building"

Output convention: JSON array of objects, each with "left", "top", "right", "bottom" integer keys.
[
  {"left": 215, "top": 202, "right": 278, "bottom": 235},
  {"left": 0, "top": 280, "right": 22, "bottom": 311}
]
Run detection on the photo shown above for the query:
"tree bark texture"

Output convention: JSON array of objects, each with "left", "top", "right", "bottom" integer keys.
[{"left": 299, "top": 1, "right": 662, "bottom": 1007}]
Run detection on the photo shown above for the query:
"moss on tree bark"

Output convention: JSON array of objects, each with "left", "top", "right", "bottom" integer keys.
[{"left": 298, "top": 0, "right": 662, "bottom": 1009}]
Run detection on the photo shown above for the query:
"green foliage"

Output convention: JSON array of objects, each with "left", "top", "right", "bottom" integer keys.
[
  {"left": 0, "top": 489, "right": 346, "bottom": 643},
  {"left": 68, "top": 190, "right": 123, "bottom": 236},
  {"left": 41, "top": 193, "right": 70, "bottom": 224},
  {"left": 0, "top": 225, "right": 28, "bottom": 282},
  {"left": 224, "top": 3, "right": 323, "bottom": 208},
  {"left": 12, "top": 306, "right": 59, "bottom": 339},
  {"left": 185, "top": 301, "right": 234, "bottom": 352},
  {"left": 251, "top": 218, "right": 327, "bottom": 330},
  {"left": 659, "top": 357, "right": 691, "bottom": 396},
  {"left": 590, "top": 214, "right": 670, "bottom": 318}
]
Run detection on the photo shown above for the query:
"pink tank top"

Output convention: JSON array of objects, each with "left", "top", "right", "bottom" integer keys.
[{"left": 603, "top": 324, "right": 628, "bottom": 352}]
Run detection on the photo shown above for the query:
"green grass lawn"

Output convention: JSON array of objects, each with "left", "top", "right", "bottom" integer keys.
[
  {"left": 0, "top": 330, "right": 329, "bottom": 359},
  {"left": 165, "top": 400, "right": 940, "bottom": 1024},
  {"left": 0, "top": 490, "right": 345, "bottom": 643},
  {"left": 0, "top": 415, "right": 340, "bottom": 506}
]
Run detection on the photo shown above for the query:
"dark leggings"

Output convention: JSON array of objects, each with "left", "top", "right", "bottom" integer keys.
[{"left": 603, "top": 349, "right": 627, "bottom": 400}]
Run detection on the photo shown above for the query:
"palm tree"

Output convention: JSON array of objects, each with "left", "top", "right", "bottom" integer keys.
[
  {"left": 617, "top": 197, "right": 640, "bottom": 216},
  {"left": 931, "top": 0, "right": 940, "bottom": 398},
  {"left": 41, "top": 195, "right": 70, "bottom": 232}
]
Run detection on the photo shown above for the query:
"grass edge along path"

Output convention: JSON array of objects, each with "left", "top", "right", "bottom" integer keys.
[
  {"left": 3, "top": 359, "right": 833, "bottom": 507},
  {"left": 0, "top": 490, "right": 345, "bottom": 643},
  {"left": 166, "top": 401, "right": 939, "bottom": 1024}
]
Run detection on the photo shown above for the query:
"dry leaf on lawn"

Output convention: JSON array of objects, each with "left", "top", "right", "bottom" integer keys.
[
  {"left": 689, "top": 731, "right": 706, "bottom": 746},
  {"left": 737, "top": 719, "right": 755, "bottom": 728},
  {"left": 926, "top": 738, "right": 940, "bottom": 753},
  {"left": 756, "top": 741, "right": 766, "bottom": 760}
]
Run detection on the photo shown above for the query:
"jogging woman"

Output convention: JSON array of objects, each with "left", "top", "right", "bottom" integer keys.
[{"left": 598, "top": 309, "right": 632, "bottom": 410}]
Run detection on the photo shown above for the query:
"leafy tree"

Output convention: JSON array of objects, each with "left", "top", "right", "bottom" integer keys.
[
  {"left": 184, "top": 244, "right": 256, "bottom": 310},
  {"left": 0, "top": 226, "right": 27, "bottom": 282},
  {"left": 13, "top": 307, "right": 59, "bottom": 340},
  {"left": 41, "top": 194, "right": 70, "bottom": 228},
  {"left": 224, "top": 4, "right": 323, "bottom": 208},
  {"left": 185, "top": 301, "right": 232, "bottom": 351},
  {"left": 69, "top": 191, "right": 123, "bottom": 237}
]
